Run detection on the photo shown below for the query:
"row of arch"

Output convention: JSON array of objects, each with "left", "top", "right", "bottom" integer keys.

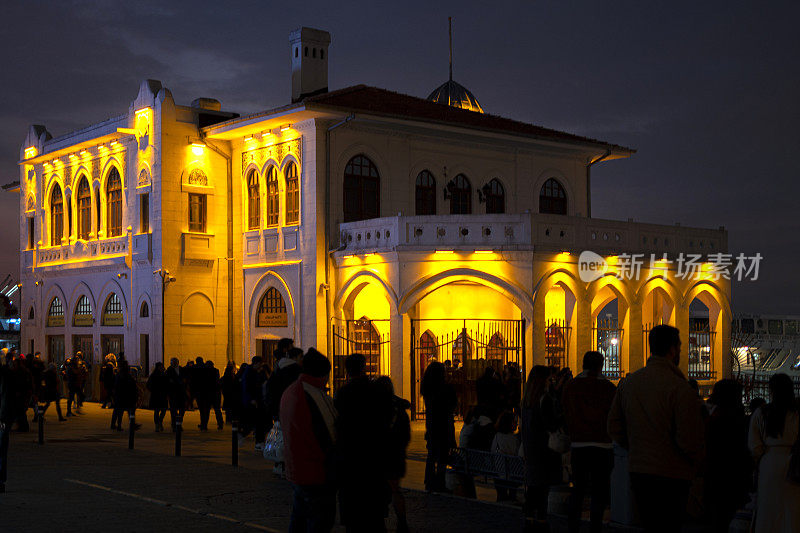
[
  {"left": 342, "top": 154, "right": 569, "bottom": 222},
  {"left": 47, "top": 164, "right": 125, "bottom": 246},
  {"left": 43, "top": 292, "right": 137, "bottom": 327},
  {"left": 245, "top": 161, "right": 300, "bottom": 230}
]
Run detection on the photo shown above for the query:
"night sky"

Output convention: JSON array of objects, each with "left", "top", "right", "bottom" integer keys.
[{"left": 1, "top": 1, "right": 798, "bottom": 314}]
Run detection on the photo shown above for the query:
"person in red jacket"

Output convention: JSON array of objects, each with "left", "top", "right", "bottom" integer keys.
[
  {"left": 562, "top": 351, "right": 617, "bottom": 533},
  {"left": 280, "top": 348, "right": 337, "bottom": 533}
]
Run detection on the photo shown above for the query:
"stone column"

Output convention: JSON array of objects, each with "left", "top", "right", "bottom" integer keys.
[
  {"left": 675, "top": 302, "right": 691, "bottom": 377},
  {"left": 390, "top": 310, "right": 407, "bottom": 400},
  {"left": 574, "top": 297, "right": 592, "bottom": 369},
  {"left": 627, "top": 296, "right": 644, "bottom": 373}
]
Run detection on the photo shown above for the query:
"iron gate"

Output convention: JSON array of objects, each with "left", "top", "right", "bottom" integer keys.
[
  {"left": 331, "top": 318, "right": 390, "bottom": 393},
  {"left": 410, "top": 318, "right": 525, "bottom": 419},
  {"left": 594, "top": 318, "right": 624, "bottom": 379}
]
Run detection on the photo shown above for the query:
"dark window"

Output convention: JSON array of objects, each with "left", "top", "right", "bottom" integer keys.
[
  {"left": 343, "top": 155, "right": 380, "bottom": 222},
  {"left": 140, "top": 301, "right": 149, "bottom": 318},
  {"left": 415, "top": 170, "right": 436, "bottom": 215},
  {"left": 320, "top": 49, "right": 324, "bottom": 60},
  {"left": 257, "top": 287, "right": 287, "bottom": 327},
  {"left": 27, "top": 217, "right": 34, "bottom": 249},
  {"left": 539, "top": 178, "right": 567, "bottom": 215},
  {"left": 740, "top": 319, "right": 755, "bottom": 333},
  {"left": 248, "top": 170, "right": 261, "bottom": 229},
  {"left": 77, "top": 177, "right": 91, "bottom": 240},
  {"left": 188, "top": 193, "right": 207, "bottom": 233},
  {"left": 304, "top": 46, "right": 308, "bottom": 57},
  {"left": 106, "top": 167, "right": 123, "bottom": 237},
  {"left": 51, "top": 184, "right": 63, "bottom": 245},
  {"left": 140, "top": 193, "right": 149, "bottom": 233},
  {"left": 285, "top": 162, "right": 299, "bottom": 225},
  {"left": 265, "top": 167, "right": 279, "bottom": 227},
  {"left": 295, "top": 47, "right": 298, "bottom": 58},
  {"left": 95, "top": 189, "right": 101, "bottom": 233},
  {"left": 49, "top": 297, "right": 63, "bottom": 317},
  {"left": 449, "top": 174, "right": 471, "bottom": 214},
  {"left": 485, "top": 178, "right": 505, "bottom": 214},
  {"left": 28, "top": 307, "right": 34, "bottom": 320},
  {"left": 768, "top": 319, "right": 784, "bottom": 335}
]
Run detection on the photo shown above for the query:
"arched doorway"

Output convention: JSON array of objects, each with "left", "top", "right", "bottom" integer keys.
[{"left": 590, "top": 282, "right": 628, "bottom": 379}]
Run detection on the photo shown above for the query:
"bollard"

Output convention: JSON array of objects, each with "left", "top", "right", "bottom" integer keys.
[
  {"left": 128, "top": 411, "right": 135, "bottom": 450},
  {"left": 37, "top": 405, "right": 44, "bottom": 445},
  {"left": 231, "top": 421, "right": 239, "bottom": 467},
  {"left": 175, "top": 415, "right": 182, "bottom": 457}
]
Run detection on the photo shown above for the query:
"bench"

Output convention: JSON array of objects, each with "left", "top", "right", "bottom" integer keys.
[{"left": 448, "top": 447, "right": 525, "bottom": 486}]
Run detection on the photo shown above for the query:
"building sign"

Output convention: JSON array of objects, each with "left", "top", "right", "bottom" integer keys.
[
  {"left": 47, "top": 315, "right": 65, "bottom": 327},
  {"left": 103, "top": 313, "right": 124, "bottom": 326},
  {"left": 257, "top": 311, "right": 288, "bottom": 328},
  {"left": 73, "top": 315, "right": 94, "bottom": 327}
]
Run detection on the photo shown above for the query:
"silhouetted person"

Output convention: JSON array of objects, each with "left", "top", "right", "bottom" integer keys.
[
  {"left": 521, "top": 365, "right": 560, "bottom": 533},
  {"left": 503, "top": 363, "right": 522, "bottom": 414},
  {"left": 704, "top": 379, "right": 751, "bottom": 532},
  {"left": 335, "top": 354, "right": 393, "bottom": 532},
  {"left": 147, "top": 362, "right": 169, "bottom": 432},
  {"left": 421, "top": 361, "right": 456, "bottom": 493},
  {"left": 166, "top": 358, "right": 185, "bottom": 431},
  {"left": 608, "top": 325, "right": 704, "bottom": 533},
  {"left": 280, "top": 348, "right": 337, "bottom": 533},
  {"left": 375, "top": 376, "right": 411, "bottom": 533},
  {"left": 749, "top": 373, "right": 800, "bottom": 531},
  {"left": 11, "top": 357, "right": 32, "bottom": 432},
  {"left": 0, "top": 353, "right": 16, "bottom": 493},
  {"left": 206, "top": 360, "right": 224, "bottom": 430},
  {"left": 111, "top": 359, "right": 140, "bottom": 431},
  {"left": 238, "top": 356, "right": 267, "bottom": 448},
  {"left": 491, "top": 410, "right": 520, "bottom": 502},
  {"left": 562, "top": 351, "right": 616, "bottom": 533},
  {"left": 266, "top": 347, "right": 303, "bottom": 423},
  {"left": 273, "top": 338, "right": 295, "bottom": 370},
  {"left": 40, "top": 363, "right": 65, "bottom": 421},
  {"left": 476, "top": 366, "right": 504, "bottom": 421},
  {"left": 100, "top": 355, "right": 117, "bottom": 409},
  {"left": 64, "top": 357, "right": 80, "bottom": 416},
  {"left": 221, "top": 361, "right": 238, "bottom": 424},
  {"left": 194, "top": 356, "right": 214, "bottom": 431}
]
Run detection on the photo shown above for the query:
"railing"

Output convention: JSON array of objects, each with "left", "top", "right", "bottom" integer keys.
[
  {"left": 37, "top": 235, "right": 128, "bottom": 266},
  {"left": 595, "top": 318, "right": 624, "bottom": 379},
  {"left": 337, "top": 213, "right": 727, "bottom": 254}
]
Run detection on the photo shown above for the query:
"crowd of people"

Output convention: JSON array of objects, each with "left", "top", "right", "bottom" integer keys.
[{"left": 0, "top": 325, "right": 799, "bottom": 532}]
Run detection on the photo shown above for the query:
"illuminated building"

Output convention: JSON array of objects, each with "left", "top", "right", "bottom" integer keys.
[{"left": 17, "top": 27, "right": 730, "bottom": 412}]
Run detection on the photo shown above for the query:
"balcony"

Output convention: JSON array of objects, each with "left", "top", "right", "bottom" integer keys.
[
  {"left": 337, "top": 214, "right": 727, "bottom": 255},
  {"left": 36, "top": 235, "right": 129, "bottom": 268}
]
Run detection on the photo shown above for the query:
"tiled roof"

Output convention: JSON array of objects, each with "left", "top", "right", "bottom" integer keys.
[{"left": 305, "top": 85, "right": 633, "bottom": 153}]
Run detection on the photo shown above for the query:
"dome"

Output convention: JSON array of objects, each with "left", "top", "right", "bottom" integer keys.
[{"left": 427, "top": 79, "right": 484, "bottom": 114}]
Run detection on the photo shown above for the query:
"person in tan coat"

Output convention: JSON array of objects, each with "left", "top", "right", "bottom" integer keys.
[{"left": 607, "top": 325, "right": 705, "bottom": 532}]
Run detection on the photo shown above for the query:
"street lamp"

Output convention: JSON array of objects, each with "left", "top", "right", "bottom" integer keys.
[{"left": 154, "top": 269, "right": 176, "bottom": 366}]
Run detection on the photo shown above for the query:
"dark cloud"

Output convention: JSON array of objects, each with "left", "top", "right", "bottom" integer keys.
[{"left": 1, "top": 0, "right": 798, "bottom": 313}]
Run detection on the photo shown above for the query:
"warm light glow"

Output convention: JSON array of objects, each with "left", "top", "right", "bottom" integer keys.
[
  {"left": 191, "top": 142, "right": 205, "bottom": 156},
  {"left": 474, "top": 250, "right": 494, "bottom": 255},
  {"left": 110, "top": 140, "right": 118, "bottom": 147},
  {"left": 261, "top": 131, "right": 271, "bottom": 138},
  {"left": 134, "top": 107, "right": 151, "bottom": 117},
  {"left": 611, "top": 337, "right": 619, "bottom": 346},
  {"left": 80, "top": 150, "right": 89, "bottom": 157},
  {"left": 69, "top": 154, "right": 77, "bottom": 160},
  {"left": 342, "top": 255, "right": 355, "bottom": 259},
  {"left": 24, "top": 147, "right": 37, "bottom": 159},
  {"left": 364, "top": 253, "right": 376, "bottom": 257},
  {"left": 560, "top": 250, "right": 571, "bottom": 255},
  {"left": 435, "top": 250, "right": 455, "bottom": 255},
  {"left": 280, "top": 124, "right": 291, "bottom": 132},
  {"left": 244, "top": 136, "right": 254, "bottom": 142}
]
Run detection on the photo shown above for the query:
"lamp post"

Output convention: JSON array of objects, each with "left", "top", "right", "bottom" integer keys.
[{"left": 153, "top": 269, "right": 175, "bottom": 365}]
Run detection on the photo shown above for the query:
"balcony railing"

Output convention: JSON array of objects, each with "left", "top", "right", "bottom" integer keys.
[
  {"left": 36, "top": 235, "right": 129, "bottom": 267},
  {"left": 337, "top": 213, "right": 727, "bottom": 255}
]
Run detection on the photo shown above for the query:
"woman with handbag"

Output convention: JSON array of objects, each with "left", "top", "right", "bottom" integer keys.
[{"left": 748, "top": 373, "right": 800, "bottom": 532}]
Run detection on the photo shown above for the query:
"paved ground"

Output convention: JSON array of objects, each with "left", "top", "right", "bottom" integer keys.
[{"left": 0, "top": 403, "right": 535, "bottom": 533}]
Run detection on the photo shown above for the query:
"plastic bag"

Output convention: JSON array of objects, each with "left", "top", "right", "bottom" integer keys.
[{"left": 263, "top": 421, "right": 284, "bottom": 463}]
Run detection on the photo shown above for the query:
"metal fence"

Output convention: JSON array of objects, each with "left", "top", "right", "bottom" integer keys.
[
  {"left": 544, "top": 319, "right": 570, "bottom": 369},
  {"left": 331, "top": 318, "right": 391, "bottom": 393},
  {"left": 594, "top": 318, "right": 623, "bottom": 379}
]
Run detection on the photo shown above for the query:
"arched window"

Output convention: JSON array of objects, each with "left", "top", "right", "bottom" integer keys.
[
  {"left": 247, "top": 170, "right": 260, "bottom": 230},
  {"left": 50, "top": 183, "right": 63, "bottom": 246},
  {"left": 539, "top": 178, "right": 567, "bottom": 215},
  {"left": 257, "top": 287, "right": 288, "bottom": 327},
  {"left": 47, "top": 297, "right": 64, "bottom": 327},
  {"left": 102, "top": 293, "right": 124, "bottom": 326},
  {"left": 449, "top": 174, "right": 471, "bottom": 214},
  {"left": 77, "top": 177, "right": 91, "bottom": 240},
  {"left": 415, "top": 170, "right": 436, "bottom": 215},
  {"left": 452, "top": 330, "right": 472, "bottom": 360},
  {"left": 265, "top": 166, "right": 279, "bottom": 227},
  {"left": 484, "top": 178, "right": 505, "bottom": 214},
  {"left": 285, "top": 161, "right": 299, "bottom": 225},
  {"left": 73, "top": 295, "right": 93, "bottom": 327},
  {"left": 28, "top": 307, "right": 34, "bottom": 320},
  {"left": 419, "top": 330, "right": 438, "bottom": 378},
  {"left": 486, "top": 332, "right": 505, "bottom": 358},
  {"left": 352, "top": 317, "right": 380, "bottom": 356},
  {"left": 106, "top": 168, "right": 123, "bottom": 236},
  {"left": 343, "top": 155, "right": 380, "bottom": 222},
  {"left": 140, "top": 301, "right": 149, "bottom": 318}
]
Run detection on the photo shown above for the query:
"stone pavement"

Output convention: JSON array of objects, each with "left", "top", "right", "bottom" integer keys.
[{"left": 0, "top": 403, "right": 660, "bottom": 532}]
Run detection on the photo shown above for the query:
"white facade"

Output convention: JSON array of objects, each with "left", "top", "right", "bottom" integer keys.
[{"left": 18, "top": 28, "right": 731, "bottom": 411}]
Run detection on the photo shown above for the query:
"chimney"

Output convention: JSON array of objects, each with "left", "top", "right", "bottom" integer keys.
[{"left": 290, "top": 27, "right": 331, "bottom": 103}]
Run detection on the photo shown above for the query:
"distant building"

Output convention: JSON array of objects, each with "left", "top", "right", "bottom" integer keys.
[{"left": 16, "top": 27, "right": 730, "bottom": 414}]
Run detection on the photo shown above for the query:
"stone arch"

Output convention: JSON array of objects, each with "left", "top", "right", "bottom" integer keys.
[
  {"left": 98, "top": 279, "right": 129, "bottom": 318},
  {"left": 533, "top": 169, "right": 574, "bottom": 216},
  {"left": 100, "top": 157, "right": 125, "bottom": 191},
  {"left": 137, "top": 293, "right": 153, "bottom": 321},
  {"left": 181, "top": 292, "right": 214, "bottom": 326},
  {"left": 335, "top": 270, "right": 399, "bottom": 317},
  {"left": 399, "top": 268, "right": 532, "bottom": 318},
  {"left": 68, "top": 281, "right": 97, "bottom": 317},
  {"left": 248, "top": 271, "right": 296, "bottom": 334},
  {"left": 682, "top": 280, "right": 732, "bottom": 318},
  {"left": 44, "top": 283, "right": 68, "bottom": 323}
]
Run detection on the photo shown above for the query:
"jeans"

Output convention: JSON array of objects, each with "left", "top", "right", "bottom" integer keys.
[
  {"left": 111, "top": 408, "right": 136, "bottom": 429},
  {"left": 629, "top": 472, "right": 690, "bottom": 533},
  {"left": 568, "top": 446, "right": 613, "bottom": 533},
  {"left": 289, "top": 483, "right": 336, "bottom": 533},
  {"left": 0, "top": 425, "right": 8, "bottom": 483}
]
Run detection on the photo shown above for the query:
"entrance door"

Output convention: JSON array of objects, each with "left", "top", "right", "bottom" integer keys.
[
  {"left": 257, "top": 339, "right": 279, "bottom": 371},
  {"left": 140, "top": 334, "right": 150, "bottom": 376},
  {"left": 101, "top": 335, "right": 124, "bottom": 360},
  {"left": 47, "top": 335, "right": 65, "bottom": 367},
  {"left": 73, "top": 335, "right": 93, "bottom": 361}
]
